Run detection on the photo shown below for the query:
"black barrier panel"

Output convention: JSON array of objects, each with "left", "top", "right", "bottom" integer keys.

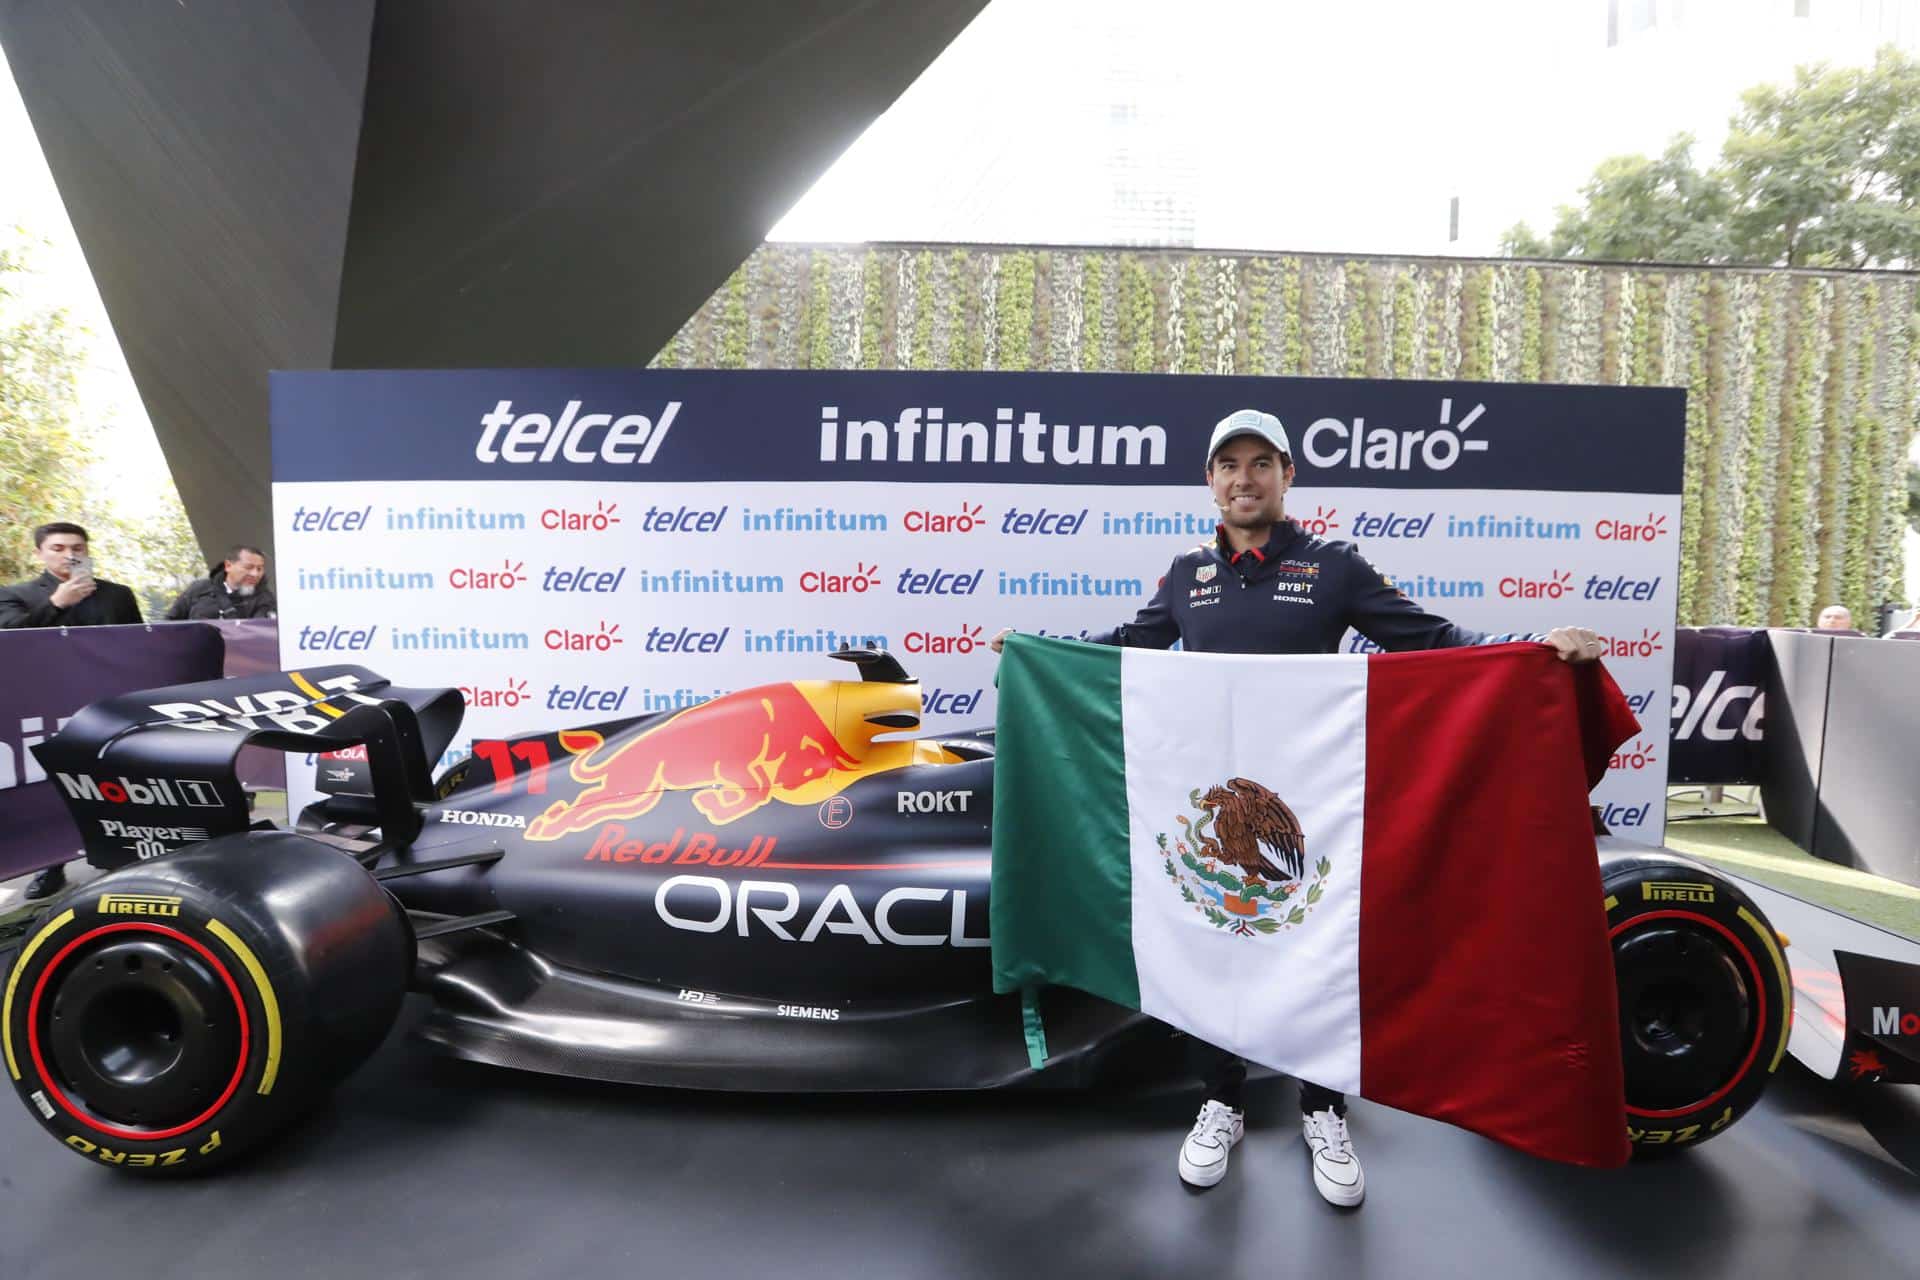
[
  {"left": 1761, "top": 630, "right": 1831, "bottom": 857},
  {"left": 1814, "top": 637, "right": 1920, "bottom": 886},
  {"left": 1669, "top": 627, "right": 1769, "bottom": 784}
]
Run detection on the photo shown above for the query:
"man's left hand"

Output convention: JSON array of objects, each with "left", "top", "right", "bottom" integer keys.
[{"left": 1545, "top": 627, "right": 1604, "bottom": 663}]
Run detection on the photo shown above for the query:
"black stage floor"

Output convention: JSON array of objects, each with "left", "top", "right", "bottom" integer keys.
[{"left": 2, "top": 999, "right": 1917, "bottom": 1280}]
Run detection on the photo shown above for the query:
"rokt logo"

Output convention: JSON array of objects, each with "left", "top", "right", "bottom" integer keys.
[
  {"left": 905, "top": 626, "right": 985, "bottom": 655},
  {"left": 896, "top": 567, "right": 983, "bottom": 595},
  {"left": 904, "top": 502, "right": 985, "bottom": 533},
  {"left": 1296, "top": 505, "right": 1341, "bottom": 537},
  {"left": 1609, "top": 739, "right": 1660, "bottom": 772},
  {"left": 460, "top": 678, "right": 530, "bottom": 710},
  {"left": 450, "top": 560, "right": 526, "bottom": 590},
  {"left": 476, "top": 399, "right": 678, "bottom": 465},
  {"left": 801, "top": 563, "right": 881, "bottom": 594},
  {"left": 1498, "top": 570, "right": 1572, "bottom": 601},
  {"left": 1602, "top": 629, "right": 1666, "bottom": 660},
  {"left": 544, "top": 621, "right": 623, "bottom": 652},
  {"left": 1301, "top": 398, "right": 1489, "bottom": 472},
  {"left": 542, "top": 500, "right": 623, "bottom": 532},
  {"left": 1595, "top": 513, "right": 1670, "bottom": 542},
  {"left": 898, "top": 790, "right": 975, "bottom": 813}
]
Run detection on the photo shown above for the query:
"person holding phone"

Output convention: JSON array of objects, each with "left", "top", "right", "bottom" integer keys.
[{"left": 0, "top": 522, "right": 143, "bottom": 629}]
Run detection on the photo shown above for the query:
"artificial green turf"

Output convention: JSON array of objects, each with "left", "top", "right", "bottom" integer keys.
[{"left": 1662, "top": 813, "right": 1920, "bottom": 942}]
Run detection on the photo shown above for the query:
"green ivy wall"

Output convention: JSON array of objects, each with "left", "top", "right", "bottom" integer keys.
[{"left": 654, "top": 246, "right": 1920, "bottom": 628}]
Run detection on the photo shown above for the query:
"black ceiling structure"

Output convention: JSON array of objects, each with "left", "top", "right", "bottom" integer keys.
[{"left": 0, "top": 0, "right": 987, "bottom": 562}]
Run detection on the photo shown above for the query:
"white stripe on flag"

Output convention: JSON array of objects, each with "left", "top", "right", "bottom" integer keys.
[{"left": 1122, "top": 648, "right": 1369, "bottom": 1095}]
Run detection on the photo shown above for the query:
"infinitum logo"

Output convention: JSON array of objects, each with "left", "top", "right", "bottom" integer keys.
[
  {"left": 997, "top": 571, "right": 1143, "bottom": 598},
  {"left": 818, "top": 406, "right": 1166, "bottom": 467},
  {"left": 298, "top": 567, "right": 436, "bottom": 591},
  {"left": 742, "top": 506, "right": 886, "bottom": 533},
  {"left": 1448, "top": 514, "right": 1581, "bottom": 540},
  {"left": 475, "top": 399, "right": 678, "bottom": 464},
  {"left": 1302, "top": 398, "right": 1489, "bottom": 472}
]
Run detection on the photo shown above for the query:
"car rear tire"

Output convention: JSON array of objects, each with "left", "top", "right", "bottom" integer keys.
[
  {"left": 1600, "top": 854, "right": 1790, "bottom": 1155},
  {"left": 3, "top": 831, "right": 411, "bottom": 1175}
]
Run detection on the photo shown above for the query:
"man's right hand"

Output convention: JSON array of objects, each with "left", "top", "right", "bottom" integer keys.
[
  {"left": 50, "top": 579, "right": 96, "bottom": 609},
  {"left": 990, "top": 627, "right": 1015, "bottom": 654}
]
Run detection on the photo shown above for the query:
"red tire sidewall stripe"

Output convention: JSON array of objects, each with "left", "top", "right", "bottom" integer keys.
[
  {"left": 25, "top": 921, "right": 252, "bottom": 1143},
  {"left": 1610, "top": 908, "right": 1767, "bottom": 1120}
]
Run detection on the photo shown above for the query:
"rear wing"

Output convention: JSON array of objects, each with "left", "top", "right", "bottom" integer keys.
[{"left": 32, "top": 665, "right": 464, "bottom": 870}]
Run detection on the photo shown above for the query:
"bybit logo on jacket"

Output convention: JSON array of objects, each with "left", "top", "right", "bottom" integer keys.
[{"left": 475, "top": 400, "right": 678, "bottom": 465}]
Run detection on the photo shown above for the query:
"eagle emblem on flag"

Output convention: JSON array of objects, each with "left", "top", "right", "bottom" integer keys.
[{"left": 1160, "top": 778, "right": 1332, "bottom": 937}]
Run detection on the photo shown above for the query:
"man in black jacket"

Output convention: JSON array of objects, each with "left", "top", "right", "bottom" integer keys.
[
  {"left": 0, "top": 522, "right": 142, "bottom": 629},
  {"left": 165, "top": 545, "right": 276, "bottom": 619},
  {"left": 1, "top": 522, "right": 143, "bottom": 901},
  {"left": 994, "top": 409, "right": 1605, "bottom": 1206}
]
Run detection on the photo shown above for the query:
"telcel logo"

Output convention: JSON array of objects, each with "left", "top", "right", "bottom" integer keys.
[
  {"left": 460, "top": 678, "right": 529, "bottom": 710},
  {"left": 1672, "top": 671, "right": 1763, "bottom": 743},
  {"left": 1609, "top": 739, "right": 1660, "bottom": 772},
  {"left": 896, "top": 568, "right": 983, "bottom": 596},
  {"left": 548, "top": 684, "right": 630, "bottom": 713},
  {"left": 476, "top": 399, "right": 678, "bottom": 465},
  {"left": 904, "top": 502, "right": 985, "bottom": 533},
  {"left": 1603, "top": 630, "right": 1666, "bottom": 659},
  {"left": 1001, "top": 507, "right": 1086, "bottom": 535},
  {"left": 544, "top": 622, "right": 623, "bottom": 652},
  {"left": 905, "top": 625, "right": 985, "bottom": 655},
  {"left": 1296, "top": 505, "right": 1341, "bottom": 536},
  {"left": 801, "top": 563, "right": 881, "bottom": 594},
  {"left": 1586, "top": 573, "right": 1662, "bottom": 602},
  {"left": 450, "top": 560, "right": 526, "bottom": 590},
  {"left": 1302, "top": 398, "right": 1489, "bottom": 472},
  {"left": 297, "top": 624, "right": 378, "bottom": 651},
  {"left": 1498, "top": 570, "right": 1572, "bottom": 600},
  {"left": 1595, "top": 513, "right": 1670, "bottom": 542},
  {"left": 1347, "top": 510, "right": 1433, "bottom": 539},
  {"left": 925, "top": 687, "right": 983, "bottom": 716},
  {"left": 542, "top": 500, "right": 622, "bottom": 532},
  {"left": 1597, "top": 801, "right": 1651, "bottom": 828}
]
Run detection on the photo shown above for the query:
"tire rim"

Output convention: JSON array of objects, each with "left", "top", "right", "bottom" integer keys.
[
  {"left": 1611, "top": 916, "right": 1758, "bottom": 1114},
  {"left": 29, "top": 924, "right": 249, "bottom": 1140}
]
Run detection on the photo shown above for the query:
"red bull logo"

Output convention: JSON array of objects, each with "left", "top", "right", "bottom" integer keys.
[{"left": 525, "top": 683, "right": 863, "bottom": 839}]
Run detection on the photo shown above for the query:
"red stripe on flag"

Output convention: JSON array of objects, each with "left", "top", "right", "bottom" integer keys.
[{"left": 1358, "top": 643, "right": 1636, "bottom": 1167}]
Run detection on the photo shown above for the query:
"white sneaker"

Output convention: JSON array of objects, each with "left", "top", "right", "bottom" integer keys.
[
  {"left": 1303, "top": 1108, "right": 1365, "bottom": 1206},
  {"left": 1178, "top": 1099, "right": 1245, "bottom": 1188}
]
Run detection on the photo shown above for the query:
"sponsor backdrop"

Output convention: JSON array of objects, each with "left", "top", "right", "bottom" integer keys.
[{"left": 271, "top": 370, "right": 1683, "bottom": 841}]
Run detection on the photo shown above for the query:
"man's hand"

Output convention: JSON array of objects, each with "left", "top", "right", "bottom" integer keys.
[
  {"left": 990, "top": 627, "right": 1015, "bottom": 654},
  {"left": 1545, "top": 626, "right": 1604, "bottom": 663},
  {"left": 50, "top": 578, "right": 96, "bottom": 609}
]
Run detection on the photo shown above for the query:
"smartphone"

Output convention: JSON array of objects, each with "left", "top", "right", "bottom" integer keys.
[{"left": 66, "top": 553, "right": 94, "bottom": 584}]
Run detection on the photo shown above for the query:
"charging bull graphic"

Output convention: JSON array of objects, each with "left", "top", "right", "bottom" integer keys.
[{"left": 526, "top": 683, "right": 864, "bottom": 839}]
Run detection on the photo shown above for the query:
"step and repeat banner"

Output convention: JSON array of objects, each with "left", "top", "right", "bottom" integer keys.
[{"left": 272, "top": 370, "right": 1684, "bottom": 842}]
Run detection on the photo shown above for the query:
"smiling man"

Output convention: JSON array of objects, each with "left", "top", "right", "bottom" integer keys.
[
  {"left": 165, "top": 544, "right": 277, "bottom": 619},
  {"left": 993, "top": 408, "right": 1604, "bottom": 1206}
]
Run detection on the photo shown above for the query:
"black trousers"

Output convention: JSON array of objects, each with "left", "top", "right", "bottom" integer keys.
[{"left": 1198, "top": 1041, "right": 1345, "bottom": 1116}]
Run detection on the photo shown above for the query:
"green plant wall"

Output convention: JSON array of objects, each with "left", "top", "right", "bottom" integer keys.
[{"left": 655, "top": 246, "right": 1920, "bottom": 627}]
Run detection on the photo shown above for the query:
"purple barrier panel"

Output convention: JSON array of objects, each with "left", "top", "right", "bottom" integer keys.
[
  {"left": 1669, "top": 626, "right": 1770, "bottom": 784},
  {"left": 0, "top": 623, "right": 226, "bottom": 880}
]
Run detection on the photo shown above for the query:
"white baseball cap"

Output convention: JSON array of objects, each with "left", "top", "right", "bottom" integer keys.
[{"left": 1206, "top": 408, "right": 1291, "bottom": 465}]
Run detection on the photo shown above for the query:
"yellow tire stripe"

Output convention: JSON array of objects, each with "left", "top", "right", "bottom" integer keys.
[
  {"left": 1738, "top": 905, "right": 1793, "bottom": 1073},
  {"left": 1603, "top": 894, "right": 1618, "bottom": 912},
  {"left": 206, "top": 919, "right": 282, "bottom": 1095},
  {"left": 4, "top": 909, "right": 75, "bottom": 1080},
  {"left": 289, "top": 670, "right": 345, "bottom": 718}
]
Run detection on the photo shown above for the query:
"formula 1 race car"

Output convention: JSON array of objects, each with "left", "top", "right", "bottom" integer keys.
[{"left": 5, "top": 650, "right": 1882, "bottom": 1176}]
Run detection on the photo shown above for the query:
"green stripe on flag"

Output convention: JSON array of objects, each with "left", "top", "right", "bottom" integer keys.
[{"left": 990, "top": 635, "right": 1140, "bottom": 1009}]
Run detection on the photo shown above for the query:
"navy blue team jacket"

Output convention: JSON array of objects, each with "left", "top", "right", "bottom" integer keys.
[{"left": 1091, "top": 520, "right": 1536, "bottom": 654}]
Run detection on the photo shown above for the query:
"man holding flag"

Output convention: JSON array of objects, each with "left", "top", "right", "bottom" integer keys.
[{"left": 991, "top": 408, "right": 1612, "bottom": 1206}]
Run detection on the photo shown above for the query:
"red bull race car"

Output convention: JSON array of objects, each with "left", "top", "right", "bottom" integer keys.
[{"left": 6, "top": 651, "right": 1906, "bottom": 1176}]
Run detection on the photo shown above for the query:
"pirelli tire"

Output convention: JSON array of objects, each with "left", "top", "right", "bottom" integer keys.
[
  {"left": 2, "top": 832, "right": 412, "bottom": 1175},
  {"left": 1601, "top": 854, "right": 1791, "bottom": 1155}
]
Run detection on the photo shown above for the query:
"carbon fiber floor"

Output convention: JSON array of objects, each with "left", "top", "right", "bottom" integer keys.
[{"left": 1, "top": 997, "right": 1915, "bottom": 1280}]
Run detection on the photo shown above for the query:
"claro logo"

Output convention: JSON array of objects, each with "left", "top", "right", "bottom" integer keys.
[
  {"left": 1302, "top": 399, "right": 1489, "bottom": 472},
  {"left": 476, "top": 400, "right": 678, "bottom": 464}
]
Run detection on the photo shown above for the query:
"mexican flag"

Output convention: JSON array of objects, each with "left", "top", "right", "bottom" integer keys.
[{"left": 990, "top": 635, "right": 1638, "bottom": 1168}]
